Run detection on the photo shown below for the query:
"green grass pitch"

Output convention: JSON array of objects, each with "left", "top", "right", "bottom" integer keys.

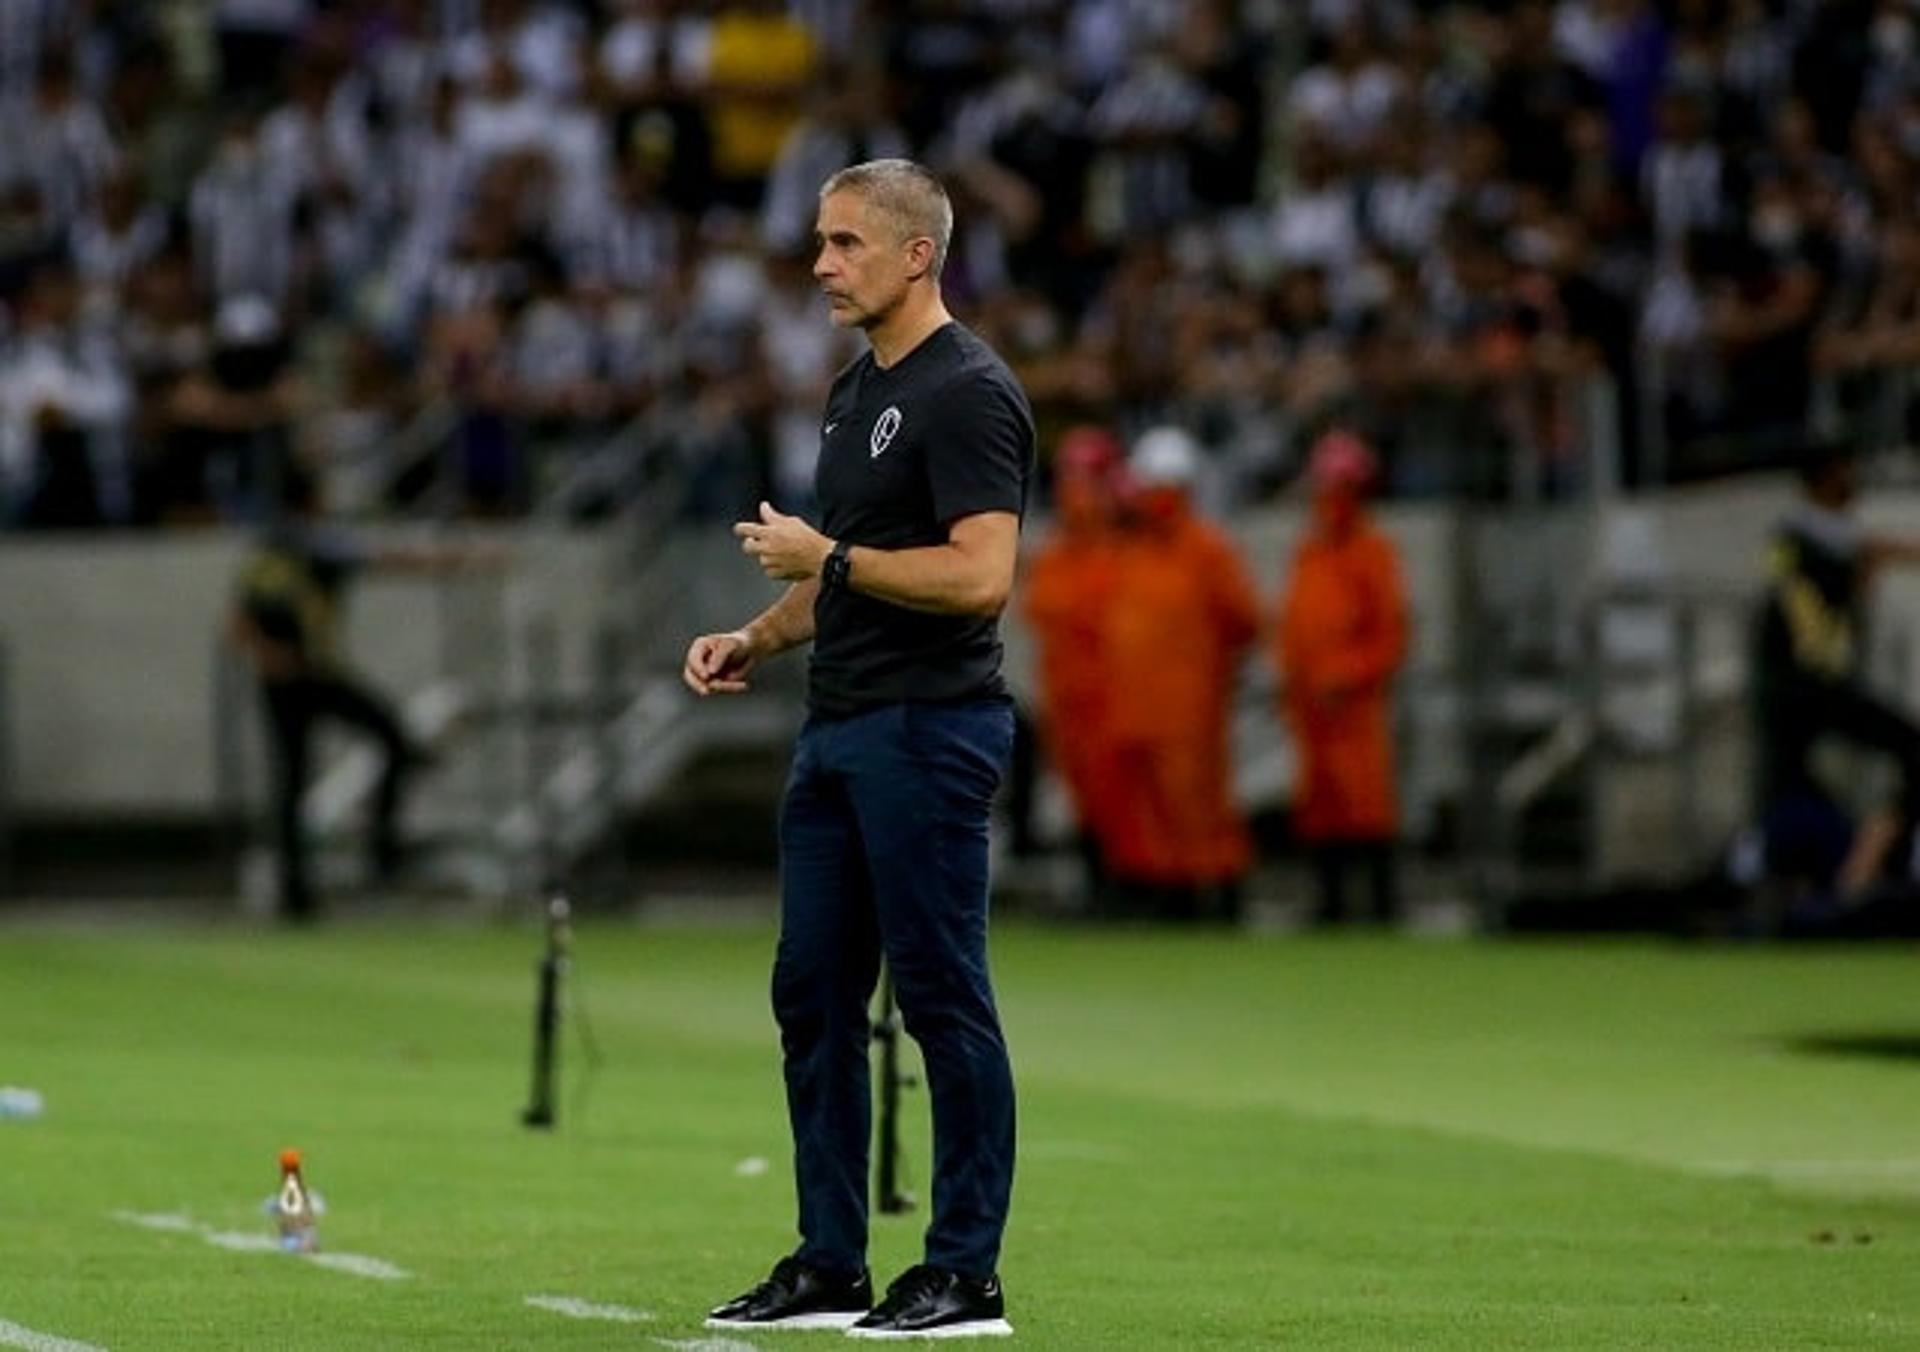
[{"left": 2, "top": 919, "right": 1918, "bottom": 1348}]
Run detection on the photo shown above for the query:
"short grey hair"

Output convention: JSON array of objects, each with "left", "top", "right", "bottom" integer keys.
[{"left": 820, "top": 159, "right": 953, "bottom": 277}]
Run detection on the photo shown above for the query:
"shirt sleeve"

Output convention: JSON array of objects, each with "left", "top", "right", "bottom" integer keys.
[{"left": 924, "top": 371, "right": 1032, "bottom": 526}]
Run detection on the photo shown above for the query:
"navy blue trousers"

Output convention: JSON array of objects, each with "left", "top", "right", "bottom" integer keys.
[{"left": 773, "top": 699, "right": 1016, "bottom": 1279}]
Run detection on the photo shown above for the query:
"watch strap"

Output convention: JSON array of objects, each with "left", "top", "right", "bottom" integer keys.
[{"left": 823, "top": 539, "right": 852, "bottom": 592}]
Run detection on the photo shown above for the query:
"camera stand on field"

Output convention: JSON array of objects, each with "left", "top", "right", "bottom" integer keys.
[
  {"left": 522, "top": 889, "right": 571, "bottom": 1129},
  {"left": 872, "top": 969, "right": 917, "bottom": 1214}
]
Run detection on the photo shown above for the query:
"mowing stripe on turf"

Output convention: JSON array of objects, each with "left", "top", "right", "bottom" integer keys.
[
  {"left": 1701, "top": 1158, "right": 1920, "bottom": 1175},
  {"left": 523, "top": 1295, "right": 654, "bottom": 1323},
  {"left": 1696, "top": 1159, "right": 1920, "bottom": 1193},
  {"left": 109, "top": 1212, "right": 412, "bottom": 1279},
  {"left": 1021, "top": 1139, "right": 1130, "bottom": 1162},
  {"left": 0, "top": 1317, "right": 109, "bottom": 1352}
]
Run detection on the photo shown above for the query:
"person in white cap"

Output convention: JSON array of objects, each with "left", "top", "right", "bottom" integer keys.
[{"left": 1097, "top": 424, "right": 1260, "bottom": 921}]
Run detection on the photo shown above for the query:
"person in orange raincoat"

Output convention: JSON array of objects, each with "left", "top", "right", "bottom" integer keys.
[
  {"left": 1100, "top": 426, "right": 1261, "bottom": 921},
  {"left": 1277, "top": 430, "right": 1409, "bottom": 925},
  {"left": 1022, "top": 425, "right": 1130, "bottom": 895}
]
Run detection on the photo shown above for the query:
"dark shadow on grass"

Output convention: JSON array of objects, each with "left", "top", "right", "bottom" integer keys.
[{"left": 1783, "top": 1032, "right": 1920, "bottom": 1063}]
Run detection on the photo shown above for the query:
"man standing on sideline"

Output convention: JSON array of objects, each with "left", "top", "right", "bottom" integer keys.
[
  {"left": 230, "top": 469, "right": 500, "bottom": 921},
  {"left": 1754, "top": 441, "right": 1920, "bottom": 899},
  {"left": 1099, "top": 427, "right": 1261, "bottom": 921},
  {"left": 1277, "top": 430, "right": 1409, "bottom": 926},
  {"left": 1022, "top": 424, "right": 1130, "bottom": 904},
  {"left": 230, "top": 471, "right": 414, "bottom": 921},
  {"left": 684, "top": 159, "right": 1032, "bottom": 1340}
]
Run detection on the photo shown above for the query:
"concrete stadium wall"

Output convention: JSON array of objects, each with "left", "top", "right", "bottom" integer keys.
[
  {"left": 0, "top": 527, "right": 619, "bottom": 816},
  {"left": 8, "top": 474, "right": 1920, "bottom": 820}
]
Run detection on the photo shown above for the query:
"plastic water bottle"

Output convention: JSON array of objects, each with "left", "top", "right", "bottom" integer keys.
[
  {"left": 0, "top": 1087, "right": 44, "bottom": 1120},
  {"left": 271, "top": 1149, "right": 320, "bottom": 1253}
]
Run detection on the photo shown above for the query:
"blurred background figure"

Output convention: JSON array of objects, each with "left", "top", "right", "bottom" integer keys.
[
  {"left": 229, "top": 469, "right": 425, "bottom": 922},
  {"left": 1021, "top": 423, "right": 1128, "bottom": 904},
  {"left": 1099, "top": 425, "right": 1259, "bottom": 923},
  {"left": 215, "top": 0, "right": 311, "bottom": 102},
  {"left": 165, "top": 294, "right": 302, "bottom": 524},
  {"left": 1750, "top": 442, "right": 1920, "bottom": 913},
  {"left": 1277, "top": 429, "right": 1408, "bottom": 927},
  {"left": 0, "top": 259, "right": 130, "bottom": 527}
]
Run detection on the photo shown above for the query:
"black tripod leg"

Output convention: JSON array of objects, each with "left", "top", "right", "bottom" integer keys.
[
  {"left": 873, "top": 969, "right": 914, "bottom": 1214},
  {"left": 522, "top": 893, "right": 570, "bottom": 1128}
]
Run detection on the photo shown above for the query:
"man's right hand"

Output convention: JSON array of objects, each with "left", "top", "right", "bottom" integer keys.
[{"left": 683, "top": 630, "right": 757, "bottom": 696}]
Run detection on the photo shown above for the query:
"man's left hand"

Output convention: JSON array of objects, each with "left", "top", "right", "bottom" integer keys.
[{"left": 734, "top": 501, "right": 832, "bottom": 581}]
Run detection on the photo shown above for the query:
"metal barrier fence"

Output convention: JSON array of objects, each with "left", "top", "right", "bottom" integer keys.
[
  {"left": 1640, "top": 350, "right": 1920, "bottom": 489},
  {"left": 208, "top": 403, "right": 713, "bottom": 909}
]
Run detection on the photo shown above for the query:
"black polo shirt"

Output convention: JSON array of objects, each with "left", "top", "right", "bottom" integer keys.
[{"left": 808, "top": 321, "right": 1035, "bottom": 719}]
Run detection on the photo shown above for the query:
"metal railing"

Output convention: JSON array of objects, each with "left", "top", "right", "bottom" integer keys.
[
  {"left": 1468, "top": 584, "right": 1756, "bottom": 924},
  {"left": 212, "top": 401, "right": 730, "bottom": 910},
  {"left": 1639, "top": 350, "right": 1920, "bottom": 490}
]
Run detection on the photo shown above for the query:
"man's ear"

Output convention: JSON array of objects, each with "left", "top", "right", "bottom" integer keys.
[{"left": 904, "top": 235, "right": 936, "bottom": 281}]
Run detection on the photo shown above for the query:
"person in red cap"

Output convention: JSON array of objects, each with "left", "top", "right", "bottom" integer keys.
[
  {"left": 1022, "top": 424, "right": 1131, "bottom": 898},
  {"left": 1277, "top": 429, "right": 1409, "bottom": 925}
]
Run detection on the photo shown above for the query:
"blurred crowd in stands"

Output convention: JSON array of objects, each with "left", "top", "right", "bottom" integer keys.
[{"left": 7, "top": 0, "right": 1920, "bottom": 528}]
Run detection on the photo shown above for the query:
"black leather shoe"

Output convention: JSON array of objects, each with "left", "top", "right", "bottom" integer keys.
[
  {"left": 705, "top": 1256, "right": 872, "bottom": 1330},
  {"left": 848, "top": 1264, "right": 1013, "bottom": 1339}
]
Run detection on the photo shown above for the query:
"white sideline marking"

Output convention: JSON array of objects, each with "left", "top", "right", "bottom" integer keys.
[
  {"left": 732, "top": 1156, "right": 770, "bottom": 1177},
  {"left": 523, "top": 1295, "right": 654, "bottom": 1323},
  {"left": 109, "top": 1211, "right": 196, "bottom": 1233},
  {"left": 0, "top": 1317, "right": 109, "bottom": 1352},
  {"left": 202, "top": 1230, "right": 281, "bottom": 1253},
  {"left": 654, "top": 1339, "right": 764, "bottom": 1352},
  {"left": 308, "top": 1254, "right": 409, "bottom": 1281},
  {"left": 110, "top": 1212, "right": 412, "bottom": 1278},
  {"left": 847, "top": 1320, "right": 1014, "bottom": 1341}
]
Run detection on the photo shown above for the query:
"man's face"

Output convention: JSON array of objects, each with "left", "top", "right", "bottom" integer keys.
[{"left": 813, "top": 190, "right": 921, "bottom": 330}]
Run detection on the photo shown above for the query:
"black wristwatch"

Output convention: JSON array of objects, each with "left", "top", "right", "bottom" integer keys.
[{"left": 822, "top": 539, "right": 853, "bottom": 593}]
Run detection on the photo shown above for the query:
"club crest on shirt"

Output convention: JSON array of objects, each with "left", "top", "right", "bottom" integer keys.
[{"left": 870, "top": 406, "right": 903, "bottom": 458}]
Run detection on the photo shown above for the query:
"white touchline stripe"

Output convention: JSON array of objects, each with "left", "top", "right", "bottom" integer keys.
[
  {"left": 523, "top": 1296, "right": 654, "bottom": 1323},
  {"left": 109, "top": 1213, "right": 412, "bottom": 1279},
  {"left": 109, "top": 1211, "right": 196, "bottom": 1232},
  {"left": 201, "top": 1231, "right": 281, "bottom": 1253},
  {"left": 307, "top": 1254, "right": 409, "bottom": 1281},
  {"left": 0, "top": 1317, "right": 110, "bottom": 1352},
  {"left": 653, "top": 1339, "right": 764, "bottom": 1352}
]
